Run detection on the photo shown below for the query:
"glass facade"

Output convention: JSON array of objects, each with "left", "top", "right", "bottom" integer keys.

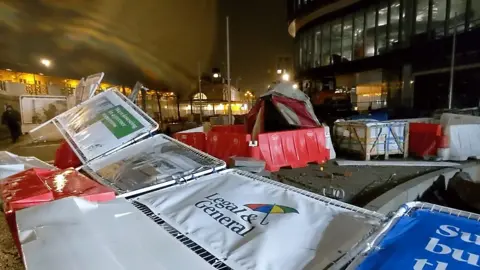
[
  {"left": 342, "top": 15, "right": 353, "bottom": 61},
  {"left": 295, "top": 0, "right": 480, "bottom": 72}
]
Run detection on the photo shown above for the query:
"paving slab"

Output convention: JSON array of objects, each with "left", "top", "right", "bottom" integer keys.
[{"left": 272, "top": 159, "right": 443, "bottom": 206}]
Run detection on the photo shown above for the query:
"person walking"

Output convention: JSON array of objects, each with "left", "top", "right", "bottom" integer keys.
[{"left": 2, "top": 105, "right": 21, "bottom": 143}]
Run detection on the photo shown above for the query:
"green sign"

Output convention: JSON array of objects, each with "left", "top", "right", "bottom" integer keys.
[{"left": 99, "top": 105, "right": 144, "bottom": 139}]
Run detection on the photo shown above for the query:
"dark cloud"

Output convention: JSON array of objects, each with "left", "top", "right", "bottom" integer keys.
[{"left": 0, "top": 0, "right": 291, "bottom": 94}]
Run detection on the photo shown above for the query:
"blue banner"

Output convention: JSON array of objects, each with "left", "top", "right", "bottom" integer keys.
[{"left": 357, "top": 209, "right": 480, "bottom": 269}]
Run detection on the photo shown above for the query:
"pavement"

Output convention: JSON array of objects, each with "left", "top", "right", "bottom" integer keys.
[
  {"left": 0, "top": 134, "right": 60, "bottom": 270},
  {"left": 273, "top": 159, "right": 442, "bottom": 207},
  {"left": 0, "top": 134, "right": 61, "bottom": 162}
]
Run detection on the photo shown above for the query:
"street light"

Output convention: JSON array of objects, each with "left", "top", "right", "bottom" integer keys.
[
  {"left": 213, "top": 73, "right": 220, "bottom": 78},
  {"left": 282, "top": 73, "right": 290, "bottom": 81},
  {"left": 40, "top": 59, "right": 51, "bottom": 68},
  {"left": 276, "top": 69, "right": 282, "bottom": 75}
]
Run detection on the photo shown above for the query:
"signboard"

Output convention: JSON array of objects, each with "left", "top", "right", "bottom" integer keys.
[
  {"left": 73, "top": 78, "right": 85, "bottom": 105},
  {"left": 129, "top": 81, "right": 143, "bottom": 103},
  {"left": 136, "top": 170, "right": 382, "bottom": 270},
  {"left": 357, "top": 209, "right": 480, "bottom": 270},
  {"left": 56, "top": 89, "right": 157, "bottom": 163},
  {"left": 19, "top": 95, "right": 69, "bottom": 133},
  {"left": 74, "top": 73, "right": 105, "bottom": 105}
]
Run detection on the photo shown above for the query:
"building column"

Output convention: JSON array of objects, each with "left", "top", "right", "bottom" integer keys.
[
  {"left": 401, "top": 64, "right": 414, "bottom": 108},
  {"left": 140, "top": 88, "right": 147, "bottom": 112}
]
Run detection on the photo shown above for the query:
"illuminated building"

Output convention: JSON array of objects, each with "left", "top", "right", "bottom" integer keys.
[{"left": 288, "top": 0, "right": 480, "bottom": 115}]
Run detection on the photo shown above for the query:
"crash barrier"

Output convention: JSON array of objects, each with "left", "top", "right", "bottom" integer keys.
[
  {"left": 334, "top": 120, "right": 409, "bottom": 160},
  {"left": 210, "top": 124, "right": 246, "bottom": 134},
  {"left": 205, "top": 131, "right": 251, "bottom": 161},
  {"left": 252, "top": 127, "right": 328, "bottom": 172},
  {"left": 408, "top": 122, "right": 442, "bottom": 157},
  {"left": 1, "top": 168, "right": 115, "bottom": 253},
  {"left": 173, "top": 132, "right": 207, "bottom": 152},
  {"left": 176, "top": 125, "right": 331, "bottom": 170},
  {"left": 54, "top": 140, "right": 82, "bottom": 169},
  {"left": 342, "top": 202, "right": 480, "bottom": 270}
]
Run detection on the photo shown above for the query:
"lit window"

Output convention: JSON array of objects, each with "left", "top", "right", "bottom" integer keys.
[
  {"left": 193, "top": 93, "right": 207, "bottom": 100},
  {"left": 449, "top": 0, "right": 467, "bottom": 33},
  {"left": 416, "top": 0, "right": 429, "bottom": 34}
]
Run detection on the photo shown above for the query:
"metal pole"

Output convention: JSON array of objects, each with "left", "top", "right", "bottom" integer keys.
[
  {"left": 155, "top": 91, "right": 163, "bottom": 124},
  {"left": 198, "top": 62, "right": 203, "bottom": 123},
  {"left": 448, "top": 14, "right": 457, "bottom": 109},
  {"left": 226, "top": 16, "right": 232, "bottom": 125}
]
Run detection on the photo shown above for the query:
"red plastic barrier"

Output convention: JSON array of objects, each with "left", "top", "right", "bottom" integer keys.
[
  {"left": 253, "top": 128, "right": 328, "bottom": 172},
  {"left": 1, "top": 168, "right": 115, "bottom": 254},
  {"left": 174, "top": 132, "right": 206, "bottom": 152},
  {"left": 54, "top": 140, "right": 82, "bottom": 169},
  {"left": 206, "top": 132, "right": 251, "bottom": 161},
  {"left": 409, "top": 123, "right": 442, "bottom": 157},
  {"left": 210, "top": 125, "right": 247, "bottom": 134}
]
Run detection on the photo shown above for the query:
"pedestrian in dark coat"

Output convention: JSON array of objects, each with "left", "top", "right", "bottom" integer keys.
[{"left": 2, "top": 105, "right": 21, "bottom": 143}]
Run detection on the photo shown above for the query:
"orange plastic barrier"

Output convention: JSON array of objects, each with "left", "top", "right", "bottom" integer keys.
[
  {"left": 174, "top": 132, "right": 207, "bottom": 152},
  {"left": 1, "top": 168, "right": 115, "bottom": 254},
  {"left": 54, "top": 140, "right": 82, "bottom": 169},
  {"left": 210, "top": 124, "right": 247, "bottom": 134},
  {"left": 409, "top": 123, "right": 442, "bottom": 157},
  {"left": 206, "top": 132, "right": 251, "bottom": 161},
  {"left": 252, "top": 128, "right": 328, "bottom": 172}
]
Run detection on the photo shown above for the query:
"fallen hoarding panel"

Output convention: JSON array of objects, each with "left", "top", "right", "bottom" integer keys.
[
  {"left": 134, "top": 169, "right": 384, "bottom": 270},
  {"left": 338, "top": 202, "right": 480, "bottom": 270},
  {"left": 30, "top": 89, "right": 158, "bottom": 164},
  {"left": 83, "top": 134, "right": 225, "bottom": 198},
  {"left": 17, "top": 197, "right": 218, "bottom": 270}
]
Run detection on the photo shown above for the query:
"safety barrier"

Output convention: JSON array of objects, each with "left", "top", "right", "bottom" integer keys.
[
  {"left": 409, "top": 122, "right": 442, "bottom": 157},
  {"left": 251, "top": 127, "right": 328, "bottom": 172},
  {"left": 210, "top": 124, "right": 247, "bottom": 134},
  {"left": 206, "top": 132, "right": 251, "bottom": 161},
  {"left": 173, "top": 132, "right": 206, "bottom": 152},
  {"left": 55, "top": 140, "right": 81, "bottom": 169}
]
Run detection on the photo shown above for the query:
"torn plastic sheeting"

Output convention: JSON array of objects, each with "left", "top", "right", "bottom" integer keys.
[
  {"left": 135, "top": 169, "right": 383, "bottom": 270},
  {"left": 83, "top": 134, "right": 225, "bottom": 198},
  {"left": 0, "top": 151, "right": 27, "bottom": 179},
  {"left": 17, "top": 197, "right": 217, "bottom": 270},
  {"left": 0, "top": 151, "right": 55, "bottom": 170}
]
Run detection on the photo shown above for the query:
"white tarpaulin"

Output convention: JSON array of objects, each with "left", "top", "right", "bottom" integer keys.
[
  {"left": 446, "top": 124, "right": 480, "bottom": 160},
  {"left": 17, "top": 197, "right": 217, "bottom": 270},
  {"left": 439, "top": 114, "right": 480, "bottom": 160},
  {"left": 136, "top": 170, "right": 383, "bottom": 270}
]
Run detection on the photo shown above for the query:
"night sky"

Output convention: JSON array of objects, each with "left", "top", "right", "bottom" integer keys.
[{"left": 0, "top": 0, "right": 292, "bottom": 95}]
